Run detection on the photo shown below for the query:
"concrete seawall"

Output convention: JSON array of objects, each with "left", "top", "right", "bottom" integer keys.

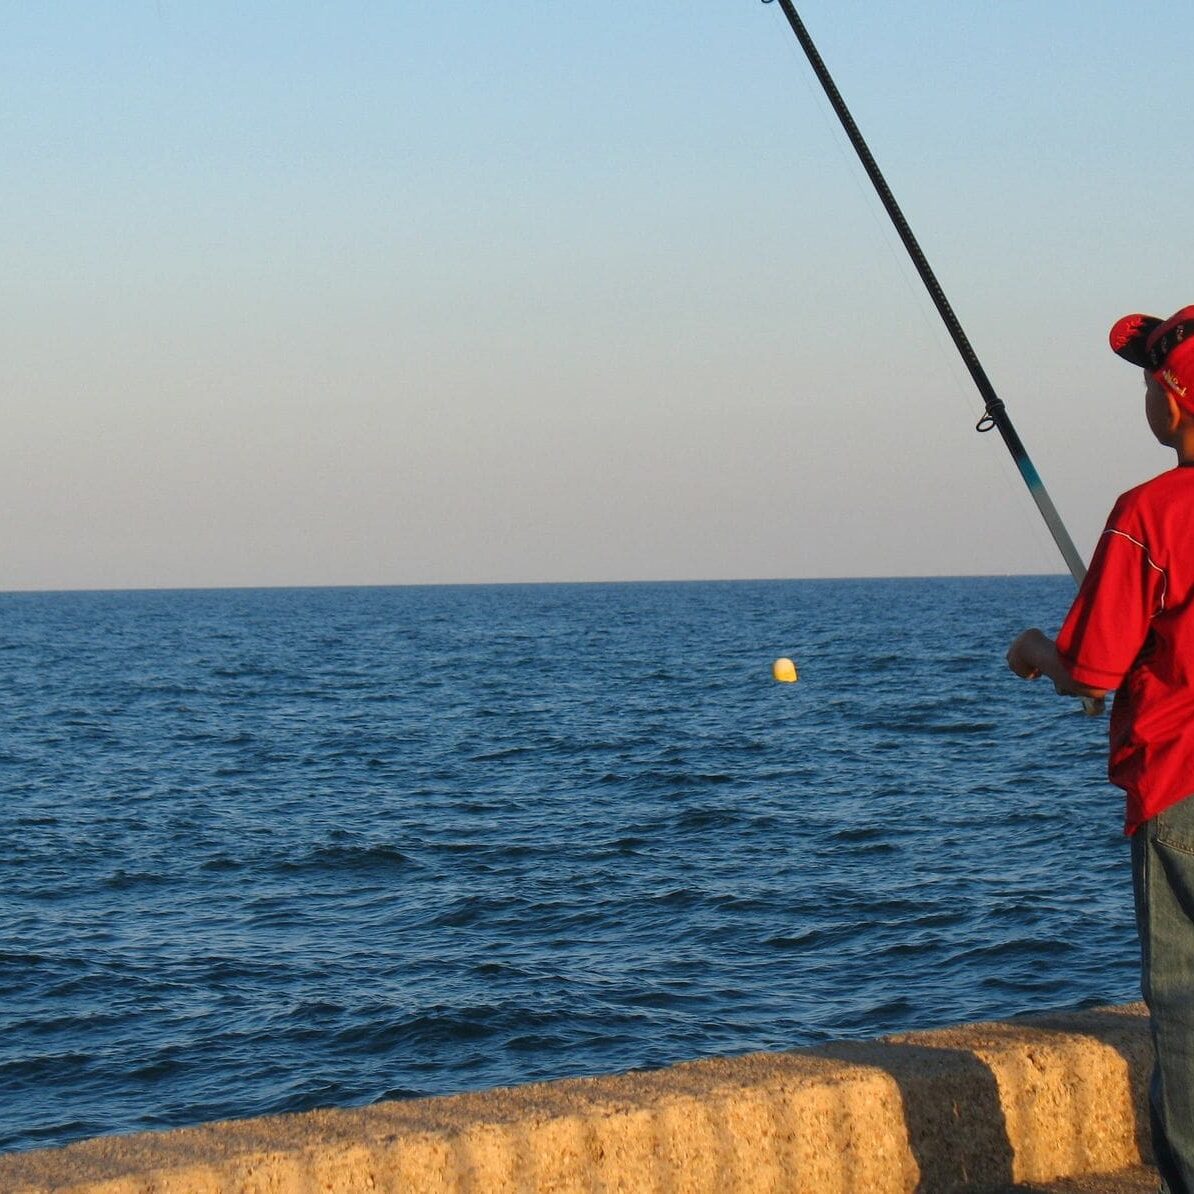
[{"left": 0, "top": 1003, "right": 1153, "bottom": 1193}]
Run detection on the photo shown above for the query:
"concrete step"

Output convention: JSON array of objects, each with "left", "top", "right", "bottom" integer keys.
[
  {"left": 0, "top": 1004, "right": 1157, "bottom": 1193},
  {"left": 991, "top": 1165, "right": 1158, "bottom": 1192}
]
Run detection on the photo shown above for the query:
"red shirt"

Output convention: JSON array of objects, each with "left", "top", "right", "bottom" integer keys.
[{"left": 1056, "top": 465, "right": 1194, "bottom": 834}]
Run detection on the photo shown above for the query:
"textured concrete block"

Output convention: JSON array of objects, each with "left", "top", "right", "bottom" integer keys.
[{"left": 0, "top": 1002, "right": 1153, "bottom": 1193}]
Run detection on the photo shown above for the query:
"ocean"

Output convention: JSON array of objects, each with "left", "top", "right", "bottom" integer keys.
[{"left": 0, "top": 577, "right": 1138, "bottom": 1154}]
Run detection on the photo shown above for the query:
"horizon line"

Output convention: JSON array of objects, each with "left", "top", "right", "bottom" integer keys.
[{"left": 0, "top": 571, "right": 1072, "bottom": 598}]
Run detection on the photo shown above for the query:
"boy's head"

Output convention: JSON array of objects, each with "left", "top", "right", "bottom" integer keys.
[
  {"left": 1110, "top": 306, "right": 1194, "bottom": 445},
  {"left": 1110, "top": 306, "right": 1194, "bottom": 410}
]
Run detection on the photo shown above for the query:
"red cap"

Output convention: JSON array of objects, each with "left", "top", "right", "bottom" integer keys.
[{"left": 1110, "top": 305, "right": 1194, "bottom": 410}]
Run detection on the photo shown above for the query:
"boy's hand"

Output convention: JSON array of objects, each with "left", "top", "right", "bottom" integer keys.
[
  {"left": 1006, "top": 628, "right": 1047, "bottom": 680},
  {"left": 1006, "top": 627, "right": 1107, "bottom": 711}
]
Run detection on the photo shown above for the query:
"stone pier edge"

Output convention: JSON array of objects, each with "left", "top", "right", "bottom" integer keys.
[{"left": 0, "top": 1002, "right": 1152, "bottom": 1193}]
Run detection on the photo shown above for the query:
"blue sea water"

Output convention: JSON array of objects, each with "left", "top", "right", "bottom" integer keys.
[{"left": 0, "top": 577, "right": 1138, "bottom": 1154}]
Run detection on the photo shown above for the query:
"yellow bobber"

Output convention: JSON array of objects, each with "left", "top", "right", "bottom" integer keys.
[{"left": 772, "top": 657, "right": 798, "bottom": 683}]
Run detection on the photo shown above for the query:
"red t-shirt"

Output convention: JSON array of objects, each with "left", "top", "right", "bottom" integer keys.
[{"left": 1056, "top": 465, "right": 1194, "bottom": 834}]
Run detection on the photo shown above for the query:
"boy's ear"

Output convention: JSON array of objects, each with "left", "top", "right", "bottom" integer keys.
[{"left": 1166, "top": 389, "right": 1185, "bottom": 432}]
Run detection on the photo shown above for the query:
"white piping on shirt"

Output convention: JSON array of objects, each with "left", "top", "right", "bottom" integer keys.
[{"left": 1104, "top": 529, "right": 1168, "bottom": 614}]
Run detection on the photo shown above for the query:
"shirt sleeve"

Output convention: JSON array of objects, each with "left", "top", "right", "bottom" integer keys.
[{"left": 1055, "top": 501, "right": 1167, "bottom": 689}]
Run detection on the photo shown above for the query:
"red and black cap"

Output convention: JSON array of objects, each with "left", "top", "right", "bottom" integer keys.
[{"left": 1109, "top": 305, "right": 1194, "bottom": 408}]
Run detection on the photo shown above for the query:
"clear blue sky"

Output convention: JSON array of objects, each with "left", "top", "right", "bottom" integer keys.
[{"left": 3, "top": 2, "right": 1191, "bottom": 589}]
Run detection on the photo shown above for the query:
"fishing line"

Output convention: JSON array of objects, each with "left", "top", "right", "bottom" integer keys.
[
  {"left": 775, "top": 27, "right": 973, "bottom": 403},
  {"left": 769, "top": 32, "right": 990, "bottom": 499},
  {"left": 763, "top": 0, "right": 1098, "bottom": 707}
]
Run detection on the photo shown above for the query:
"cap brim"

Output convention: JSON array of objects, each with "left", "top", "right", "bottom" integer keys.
[{"left": 1110, "top": 313, "right": 1162, "bottom": 367}]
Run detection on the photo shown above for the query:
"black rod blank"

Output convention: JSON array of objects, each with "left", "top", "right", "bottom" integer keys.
[{"left": 767, "top": 0, "right": 1087, "bottom": 586}]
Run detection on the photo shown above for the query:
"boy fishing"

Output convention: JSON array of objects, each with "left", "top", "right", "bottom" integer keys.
[{"left": 1007, "top": 305, "right": 1194, "bottom": 1194}]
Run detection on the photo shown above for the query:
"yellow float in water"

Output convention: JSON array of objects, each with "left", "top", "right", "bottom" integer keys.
[{"left": 772, "top": 657, "right": 798, "bottom": 683}]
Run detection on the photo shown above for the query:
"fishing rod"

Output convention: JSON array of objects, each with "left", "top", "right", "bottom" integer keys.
[{"left": 764, "top": 0, "right": 1099, "bottom": 712}]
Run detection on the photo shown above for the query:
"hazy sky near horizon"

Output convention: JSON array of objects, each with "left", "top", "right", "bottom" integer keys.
[{"left": 4, "top": 2, "right": 1192, "bottom": 591}]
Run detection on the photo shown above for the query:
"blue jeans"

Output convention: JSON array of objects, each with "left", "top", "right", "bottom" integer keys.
[{"left": 1133, "top": 795, "right": 1194, "bottom": 1194}]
